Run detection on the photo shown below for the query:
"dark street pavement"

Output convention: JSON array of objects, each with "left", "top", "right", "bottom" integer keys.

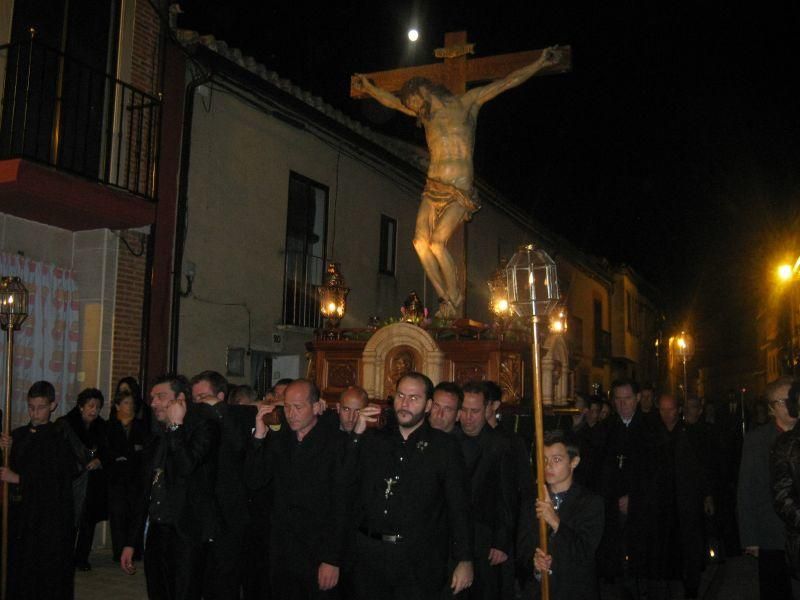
[{"left": 76, "top": 545, "right": 760, "bottom": 600}]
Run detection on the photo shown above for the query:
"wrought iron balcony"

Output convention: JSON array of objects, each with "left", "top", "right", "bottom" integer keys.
[
  {"left": 283, "top": 250, "right": 325, "bottom": 329},
  {"left": 0, "top": 36, "right": 161, "bottom": 200}
]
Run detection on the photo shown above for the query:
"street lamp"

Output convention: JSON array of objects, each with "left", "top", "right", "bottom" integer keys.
[
  {"left": 0, "top": 276, "right": 28, "bottom": 600},
  {"left": 674, "top": 331, "right": 694, "bottom": 402},
  {"left": 318, "top": 262, "right": 349, "bottom": 328},
  {"left": 776, "top": 257, "right": 800, "bottom": 376},
  {"left": 503, "top": 243, "right": 560, "bottom": 600}
]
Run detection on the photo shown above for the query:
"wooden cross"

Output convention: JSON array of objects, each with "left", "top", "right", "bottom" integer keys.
[
  {"left": 350, "top": 31, "right": 570, "bottom": 325},
  {"left": 350, "top": 31, "right": 571, "bottom": 98}
]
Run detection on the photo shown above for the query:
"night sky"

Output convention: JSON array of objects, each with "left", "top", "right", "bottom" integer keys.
[{"left": 179, "top": 2, "right": 800, "bottom": 380}]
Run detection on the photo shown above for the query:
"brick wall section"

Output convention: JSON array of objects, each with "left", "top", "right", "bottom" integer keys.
[
  {"left": 107, "top": 4, "right": 161, "bottom": 387},
  {"left": 111, "top": 231, "right": 148, "bottom": 389},
  {"left": 131, "top": 0, "right": 163, "bottom": 96}
]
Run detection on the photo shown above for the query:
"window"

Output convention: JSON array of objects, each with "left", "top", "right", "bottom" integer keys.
[
  {"left": 379, "top": 215, "right": 397, "bottom": 275},
  {"left": 593, "top": 298, "right": 610, "bottom": 365},
  {"left": 568, "top": 315, "right": 583, "bottom": 354},
  {"left": 626, "top": 291, "right": 640, "bottom": 336},
  {"left": 282, "top": 172, "right": 328, "bottom": 328}
]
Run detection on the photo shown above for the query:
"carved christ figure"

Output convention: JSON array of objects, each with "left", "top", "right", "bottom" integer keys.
[{"left": 354, "top": 46, "right": 560, "bottom": 318}]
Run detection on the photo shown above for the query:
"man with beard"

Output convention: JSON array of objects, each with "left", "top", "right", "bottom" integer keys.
[
  {"left": 119, "top": 374, "right": 221, "bottom": 600},
  {"left": 350, "top": 372, "right": 474, "bottom": 599}
]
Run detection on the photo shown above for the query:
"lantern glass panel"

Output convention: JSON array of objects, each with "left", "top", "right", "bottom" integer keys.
[
  {"left": 0, "top": 276, "right": 29, "bottom": 329},
  {"left": 504, "top": 245, "right": 560, "bottom": 317},
  {"left": 488, "top": 265, "right": 511, "bottom": 317},
  {"left": 318, "top": 263, "right": 349, "bottom": 324}
]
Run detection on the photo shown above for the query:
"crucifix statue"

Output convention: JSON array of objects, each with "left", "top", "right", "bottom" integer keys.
[{"left": 352, "top": 32, "right": 571, "bottom": 318}]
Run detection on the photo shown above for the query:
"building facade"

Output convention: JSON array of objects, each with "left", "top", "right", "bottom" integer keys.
[{"left": 0, "top": 0, "right": 172, "bottom": 425}]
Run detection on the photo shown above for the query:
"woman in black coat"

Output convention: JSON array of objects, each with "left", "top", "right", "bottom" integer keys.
[
  {"left": 107, "top": 381, "right": 149, "bottom": 562},
  {"left": 64, "top": 387, "right": 109, "bottom": 571},
  {"left": 115, "top": 376, "right": 151, "bottom": 432}
]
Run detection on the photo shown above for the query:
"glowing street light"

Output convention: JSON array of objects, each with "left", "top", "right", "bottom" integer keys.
[
  {"left": 674, "top": 330, "right": 694, "bottom": 402},
  {"left": 778, "top": 264, "right": 794, "bottom": 282},
  {"left": 408, "top": 29, "right": 419, "bottom": 42},
  {"left": 776, "top": 256, "right": 800, "bottom": 375}
]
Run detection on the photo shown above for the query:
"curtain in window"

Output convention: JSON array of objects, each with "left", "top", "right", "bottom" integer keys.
[{"left": 0, "top": 252, "right": 80, "bottom": 427}]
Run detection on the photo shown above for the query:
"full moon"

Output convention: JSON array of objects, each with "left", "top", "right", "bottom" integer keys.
[{"left": 408, "top": 29, "right": 419, "bottom": 42}]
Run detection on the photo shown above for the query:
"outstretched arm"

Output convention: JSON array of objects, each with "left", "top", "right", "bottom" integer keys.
[
  {"left": 352, "top": 74, "right": 417, "bottom": 117},
  {"left": 465, "top": 46, "right": 562, "bottom": 107}
]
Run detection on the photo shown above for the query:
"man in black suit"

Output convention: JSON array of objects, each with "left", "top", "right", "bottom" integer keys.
[
  {"left": 748, "top": 376, "right": 797, "bottom": 599},
  {"left": 120, "top": 374, "right": 221, "bottom": 600},
  {"left": 482, "top": 380, "right": 535, "bottom": 594},
  {"left": 350, "top": 372, "right": 474, "bottom": 599},
  {"left": 190, "top": 370, "right": 258, "bottom": 599},
  {"left": 246, "top": 378, "right": 349, "bottom": 599},
  {"left": 429, "top": 380, "right": 463, "bottom": 434},
  {"left": 457, "top": 381, "right": 514, "bottom": 599},
  {"left": 597, "top": 378, "right": 657, "bottom": 597}
]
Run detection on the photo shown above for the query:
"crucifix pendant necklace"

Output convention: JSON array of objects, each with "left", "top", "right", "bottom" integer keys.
[{"left": 384, "top": 476, "right": 399, "bottom": 499}]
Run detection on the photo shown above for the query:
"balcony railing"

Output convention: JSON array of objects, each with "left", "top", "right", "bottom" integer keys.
[
  {"left": 0, "top": 37, "right": 161, "bottom": 200},
  {"left": 283, "top": 250, "right": 325, "bottom": 329}
]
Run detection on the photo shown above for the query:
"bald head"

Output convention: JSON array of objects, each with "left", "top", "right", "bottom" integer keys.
[
  {"left": 659, "top": 394, "right": 679, "bottom": 431},
  {"left": 684, "top": 397, "right": 703, "bottom": 425},
  {"left": 339, "top": 386, "right": 368, "bottom": 433}
]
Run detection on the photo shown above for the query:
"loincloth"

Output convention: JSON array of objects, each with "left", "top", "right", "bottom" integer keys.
[{"left": 421, "top": 179, "right": 481, "bottom": 224}]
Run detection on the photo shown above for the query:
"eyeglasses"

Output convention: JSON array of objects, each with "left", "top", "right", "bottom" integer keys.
[{"left": 769, "top": 398, "right": 788, "bottom": 408}]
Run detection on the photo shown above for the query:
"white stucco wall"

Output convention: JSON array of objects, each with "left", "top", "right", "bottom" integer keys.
[{"left": 178, "top": 86, "right": 430, "bottom": 381}]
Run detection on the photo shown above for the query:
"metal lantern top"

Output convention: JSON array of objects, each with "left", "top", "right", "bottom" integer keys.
[
  {"left": 503, "top": 244, "right": 560, "bottom": 317},
  {"left": 674, "top": 331, "right": 694, "bottom": 360},
  {"left": 0, "top": 276, "right": 29, "bottom": 330},
  {"left": 318, "top": 262, "right": 349, "bottom": 321}
]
